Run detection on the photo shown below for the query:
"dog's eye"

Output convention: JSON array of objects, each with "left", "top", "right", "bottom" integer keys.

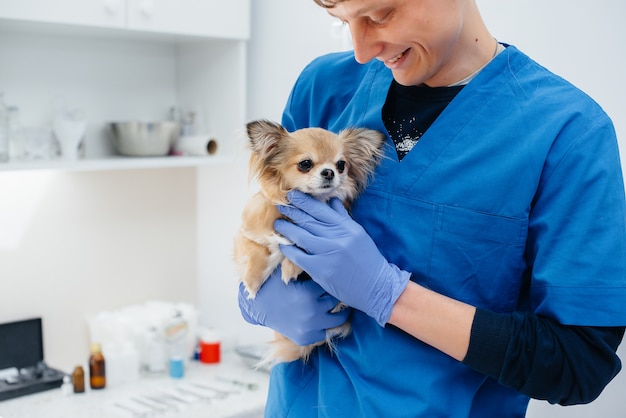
[
  {"left": 298, "top": 160, "right": 314, "bottom": 172},
  {"left": 337, "top": 160, "right": 346, "bottom": 173}
]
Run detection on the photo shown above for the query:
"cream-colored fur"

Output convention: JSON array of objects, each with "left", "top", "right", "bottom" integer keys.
[{"left": 234, "top": 119, "right": 385, "bottom": 365}]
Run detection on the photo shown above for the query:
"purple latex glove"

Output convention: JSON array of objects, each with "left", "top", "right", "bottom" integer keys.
[
  {"left": 238, "top": 266, "right": 352, "bottom": 346},
  {"left": 275, "top": 190, "right": 411, "bottom": 327}
]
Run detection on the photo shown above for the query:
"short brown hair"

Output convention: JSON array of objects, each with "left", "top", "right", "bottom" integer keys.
[{"left": 313, "top": 0, "right": 348, "bottom": 8}]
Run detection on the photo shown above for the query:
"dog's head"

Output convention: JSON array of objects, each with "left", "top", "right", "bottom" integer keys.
[{"left": 246, "top": 120, "right": 386, "bottom": 205}]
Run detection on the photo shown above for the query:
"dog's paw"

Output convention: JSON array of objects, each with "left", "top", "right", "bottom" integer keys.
[
  {"left": 274, "top": 233, "right": 294, "bottom": 247},
  {"left": 241, "top": 280, "right": 262, "bottom": 300},
  {"left": 281, "top": 259, "right": 302, "bottom": 284}
]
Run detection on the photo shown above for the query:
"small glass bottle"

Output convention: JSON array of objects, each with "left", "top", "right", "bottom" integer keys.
[
  {"left": 72, "top": 366, "right": 85, "bottom": 393},
  {"left": 89, "top": 343, "right": 106, "bottom": 389}
]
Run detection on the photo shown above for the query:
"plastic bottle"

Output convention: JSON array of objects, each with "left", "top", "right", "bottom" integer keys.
[
  {"left": 199, "top": 329, "right": 221, "bottom": 364},
  {"left": 145, "top": 327, "right": 167, "bottom": 375},
  {"left": 72, "top": 365, "right": 85, "bottom": 393},
  {"left": 0, "top": 92, "right": 8, "bottom": 162},
  {"left": 89, "top": 343, "right": 106, "bottom": 389},
  {"left": 165, "top": 312, "right": 188, "bottom": 379},
  {"left": 61, "top": 375, "right": 73, "bottom": 396}
]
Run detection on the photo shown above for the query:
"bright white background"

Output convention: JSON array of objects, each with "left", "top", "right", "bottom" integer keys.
[{"left": 0, "top": 1, "right": 624, "bottom": 416}]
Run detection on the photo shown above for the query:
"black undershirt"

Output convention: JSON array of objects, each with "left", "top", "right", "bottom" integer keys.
[
  {"left": 383, "top": 80, "right": 463, "bottom": 160},
  {"left": 383, "top": 81, "right": 624, "bottom": 405}
]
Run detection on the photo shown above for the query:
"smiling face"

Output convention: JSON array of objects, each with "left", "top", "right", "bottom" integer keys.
[{"left": 327, "top": 0, "right": 496, "bottom": 87}]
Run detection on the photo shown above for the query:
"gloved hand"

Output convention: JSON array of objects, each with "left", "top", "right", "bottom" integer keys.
[
  {"left": 238, "top": 266, "right": 352, "bottom": 346},
  {"left": 275, "top": 190, "right": 411, "bottom": 327}
]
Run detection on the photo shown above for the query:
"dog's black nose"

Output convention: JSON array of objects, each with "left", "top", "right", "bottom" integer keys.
[{"left": 321, "top": 169, "right": 335, "bottom": 180}]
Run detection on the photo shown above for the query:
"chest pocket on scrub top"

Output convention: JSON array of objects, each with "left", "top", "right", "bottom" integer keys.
[{"left": 428, "top": 204, "right": 528, "bottom": 312}]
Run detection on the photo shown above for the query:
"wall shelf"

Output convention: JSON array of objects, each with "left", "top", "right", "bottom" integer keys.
[{"left": 0, "top": 154, "right": 235, "bottom": 173}]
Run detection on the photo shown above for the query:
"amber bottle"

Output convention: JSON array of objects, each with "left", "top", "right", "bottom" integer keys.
[
  {"left": 89, "top": 343, "right": 106, "bottom": 389},
  {"left": 72, "top": 366, "right": 85, "bottom": 393}
]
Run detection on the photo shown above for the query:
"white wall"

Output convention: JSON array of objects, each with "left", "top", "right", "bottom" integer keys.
[
  {"left": 246, "top": 0, "right": 348, "bottom": 122},
  {"left": 0, "top": 168, "right": 197, "bottom": 372}
]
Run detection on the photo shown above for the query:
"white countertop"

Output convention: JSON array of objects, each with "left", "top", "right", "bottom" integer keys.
[{"left": 0, "top": 352, "right": 269, "bottom": 418}]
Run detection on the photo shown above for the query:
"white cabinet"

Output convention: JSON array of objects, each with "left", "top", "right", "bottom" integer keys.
[
  {"left": 0, "top": 0, "right": 126, "bottom": 29},
  {"left": 0, "top": 0, "right": 249, "bottom": 38},
  {"left": 0, "top": 0, "right": 250, "bottom": 172},
  {"left": 127, "top": 0, "right": 250, "bottom": 39}
]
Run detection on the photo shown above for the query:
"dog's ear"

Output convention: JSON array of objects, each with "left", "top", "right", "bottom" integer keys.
[
  {"left": 246, "top": 120, "right": 288, "bottom": 161},
  {"left": 340, "top": 128, "right": 386, "bottom": 190}
]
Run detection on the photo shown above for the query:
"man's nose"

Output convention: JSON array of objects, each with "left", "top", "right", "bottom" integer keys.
[{"left": 349, "top": 22, "right": 381, "bottom": 64}]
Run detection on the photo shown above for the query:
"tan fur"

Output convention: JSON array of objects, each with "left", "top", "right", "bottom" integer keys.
[{"left": 234, "top": 119, "right": 385, "bottom": 365}]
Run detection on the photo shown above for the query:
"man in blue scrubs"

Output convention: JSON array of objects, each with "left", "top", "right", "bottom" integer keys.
[{"left": 238, "top": 0, "right": 626, "bottom": 416}]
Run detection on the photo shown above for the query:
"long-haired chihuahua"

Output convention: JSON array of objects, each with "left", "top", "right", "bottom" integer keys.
[{"left": 234, "top": 119, "right": 385, "bottom": 364}]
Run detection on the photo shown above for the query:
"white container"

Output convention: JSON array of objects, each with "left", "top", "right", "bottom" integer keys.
[
  {"left": 145, "top": 327, "right": 167, "bottom": 375},
  {"left": 103, "top": 342, "right": 140, "bottom": 387},
  {"left": 54, "top": 117, "right": 86, "bottom": 161}
]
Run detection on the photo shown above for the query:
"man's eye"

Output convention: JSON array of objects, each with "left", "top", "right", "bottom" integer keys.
[
  {"left": 367, "top": 10, "right": 392, "bottom": 25},
  {"left": 298, "top": 160, "right": 314, "bottom": 172}
]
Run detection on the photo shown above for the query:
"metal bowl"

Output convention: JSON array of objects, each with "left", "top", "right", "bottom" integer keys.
[{"left": 109, "top": 121, "right": 179, "bottom": 157}]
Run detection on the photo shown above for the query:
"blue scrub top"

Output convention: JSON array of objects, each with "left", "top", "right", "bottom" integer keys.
[{"left": 266, "top": 46, "right": 626, "bottom": 417}]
